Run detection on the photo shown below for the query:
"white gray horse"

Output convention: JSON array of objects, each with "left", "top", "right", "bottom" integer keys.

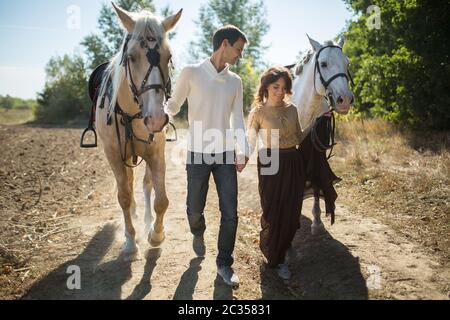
[{"left": 291, "top": 35, "right": 353, "bottom": 235}]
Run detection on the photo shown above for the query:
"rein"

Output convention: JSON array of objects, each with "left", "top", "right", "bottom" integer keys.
[
  {"left": 310, "top": 46, "right": 353, "bottom": 159},
  {"left": 310, "top": 112, "right": 336, "bottom": 160},
  {"left": 285, "top": 45, "right": 354, "bottom": 160},
  {"left": 113, "top": 106, "right": 148, "bottom": 168}
]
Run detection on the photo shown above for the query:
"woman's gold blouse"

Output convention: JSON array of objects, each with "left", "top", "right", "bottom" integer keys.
[{"left": 247, "top": 103, "right": 303, "bottom": 153}]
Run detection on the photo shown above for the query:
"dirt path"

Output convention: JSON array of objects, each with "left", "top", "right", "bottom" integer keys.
[{"left": 1, "top": 126, "right": 448, "bottom": 299}]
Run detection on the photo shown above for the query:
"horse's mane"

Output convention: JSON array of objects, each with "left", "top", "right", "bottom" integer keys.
[
  {"left": 295, "top": 40, "right": 336, "bottom": 76},
  {"left": 97, "top": 10, "right": 166, "bottom": 115}
]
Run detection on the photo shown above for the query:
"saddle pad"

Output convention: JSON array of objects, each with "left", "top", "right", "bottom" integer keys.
[{"left": 88, "top": 62, "right": 110, "bottom": 102}]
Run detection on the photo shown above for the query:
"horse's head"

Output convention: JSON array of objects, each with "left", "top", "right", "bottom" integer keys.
[
  {"left": 307, "top": 35, "right": 353, "bottom": 114},
  {"left": 113, "top": 3, "right": 182, "bottom": 133}
]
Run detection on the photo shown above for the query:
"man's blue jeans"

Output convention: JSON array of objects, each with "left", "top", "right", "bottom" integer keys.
[{"left": 186, "top": 151, "right": 238, "bottom": 267}]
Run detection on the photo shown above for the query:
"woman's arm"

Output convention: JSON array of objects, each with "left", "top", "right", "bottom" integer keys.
[{"left": 247, "top": 107, "right": 261, "bottom": 157}]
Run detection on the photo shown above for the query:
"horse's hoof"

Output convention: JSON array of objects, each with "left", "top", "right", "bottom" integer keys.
[
  {"left": 311, "top": 223, "right": 325, "bottom": 235},
  {"left": 123, "top": 252, "right": 141, "bottom": 262},
  {"left": 148, "top": 231, "right": 165, "bottom": 247},
  {"left": 121, "top": 243, "right": 141, "bottom": 262}
]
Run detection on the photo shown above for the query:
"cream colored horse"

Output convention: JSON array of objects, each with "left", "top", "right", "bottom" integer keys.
[{"left": 96, "top": 3, "right": 182, "bottom": 261}]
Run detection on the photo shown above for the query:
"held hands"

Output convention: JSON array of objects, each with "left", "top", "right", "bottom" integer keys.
[{"left": 235, "top": 154, "right": 249, "bottom": 173}]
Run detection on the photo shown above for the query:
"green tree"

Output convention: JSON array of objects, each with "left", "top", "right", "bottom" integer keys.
[
  {"left": 35, "top": 54, "right": 90, "bottom": 124},
  {"left": 188, "top": 0, "right": 270, "bottom": 113},
  {"left": 0, "top": 95, "right": 37, "bottom": 110},
  {"left": 36, "top": 1, "right": 177, "bottom": 124},
  {"left": 81, "top": 0, "right": 154, "bottom": 71},
  {"left": 81, "top": 0, "right": 175, "bottom": 71},
  {"left": 343, "top": 0, "right": 450, "bottom": 130},
  {"left": 0, "top": 95, "right": 14, "bottom": 110}
]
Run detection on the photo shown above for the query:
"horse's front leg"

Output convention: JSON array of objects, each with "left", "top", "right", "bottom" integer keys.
[
  {"left": 311, "top": 189, "right": 325, "bottom": 235},
  {"left": 105, "top": 151, "right": 140, "bottom": 261},
  {"left": 147, "top": 148, "right": 169, "bottom": 247},
  {"left": 143, "top": 163, "right": 154, "bottom": 238}
]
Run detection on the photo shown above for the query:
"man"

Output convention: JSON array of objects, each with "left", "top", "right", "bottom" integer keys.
[{"left": 164, "top": 25, "right": 249, "bottom": 287}]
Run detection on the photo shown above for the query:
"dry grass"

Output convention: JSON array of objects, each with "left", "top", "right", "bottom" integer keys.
[
  {"left": 330, "top": 118, "right": 449, "bottom": 262},
  {"left": 0, "top": 108, "right": 34, "bottom": 125}
]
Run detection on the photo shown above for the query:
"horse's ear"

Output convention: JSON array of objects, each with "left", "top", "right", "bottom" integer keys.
[
  {"left": 112, "top": 2, "right": 135, "bottom": 33},
  {"left": 337, "top": 36, "right": 345, "bottom": 48},
  {"left": 162, "top": 9, "right": 183, "bottom": 33},
  {"left": 307, "top": 34, "right": 322, "bottom": 52}
]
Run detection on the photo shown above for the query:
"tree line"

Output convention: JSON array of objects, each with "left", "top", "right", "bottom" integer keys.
[
  {"left": 0, "top": 95, "right": 37, "bottom": 110},
  {"left": 30, "top": 0, "right": 449, "bottom": 130},
  {"left": 343, "top": 0, "right": 449, "bottom": 130}
]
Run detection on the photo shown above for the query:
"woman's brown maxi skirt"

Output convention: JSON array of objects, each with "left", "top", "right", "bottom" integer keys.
[{"left": 257, "top": 148, "right": 306, "bottom": 267}]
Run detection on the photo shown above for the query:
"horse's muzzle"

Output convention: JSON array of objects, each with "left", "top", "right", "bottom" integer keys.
[
  {"left": 144, "top": 113, "right": 169, "bottom": 133},
  {"left": 334, "top": 94, "right": 353, "bottom": 115}
]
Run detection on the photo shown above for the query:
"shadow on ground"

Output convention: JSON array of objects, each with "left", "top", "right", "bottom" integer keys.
[
  {"left": 173, "top": 257, "right": 204, "bottom": 300},
  {"left": 22, "top": 224, "right": 162, "bottom": 300},
  {"left": 260, "top": 216, "right": 369, "bottom": 300}
]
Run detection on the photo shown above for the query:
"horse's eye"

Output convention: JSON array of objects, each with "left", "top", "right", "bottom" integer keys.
[
  {"left": 128, "top": 54, "right": 136, "bottom": 62},
  {"left": 321, "top": 62, "right": 328, "bottom": 68}
]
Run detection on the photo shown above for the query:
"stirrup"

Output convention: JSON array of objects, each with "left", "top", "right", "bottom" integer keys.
[
  {"left": 80, "top": 127, "right": 98, "bottom": 148},
  {"left": 165, "top": 122, "right": 178, "bottom": 142}
]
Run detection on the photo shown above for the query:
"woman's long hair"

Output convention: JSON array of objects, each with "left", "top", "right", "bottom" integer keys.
[{"left": 252, "top": 66, "right": 293, "bottom": 108}]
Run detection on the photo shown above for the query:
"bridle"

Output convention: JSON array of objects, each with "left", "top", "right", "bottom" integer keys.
[
  {"left": 313, "top": 45, "right": 354, "bottom": 110},
  {"left": 110, "top": 33, "right": 176, "bottom": 167},
  {"left": 311, "top": 45, "right": 354, "bottom": 159},
  {"left": 121, "top": 33, "right": 172, "bottom": 116}
]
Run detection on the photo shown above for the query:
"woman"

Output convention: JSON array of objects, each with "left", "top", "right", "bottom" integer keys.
[{"left": 247, "top": 66, "right": 305, "bottom": 280}]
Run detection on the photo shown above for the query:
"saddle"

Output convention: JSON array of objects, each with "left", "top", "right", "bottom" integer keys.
[
  {"left": 88, "top": 62, "right": 110, "bottom": 102},
  {"left": 80, "top": 62, "right": 178, "bottom": 152},
  {"left": 80, "top": 62, "right": 109, "bottom": 148}
]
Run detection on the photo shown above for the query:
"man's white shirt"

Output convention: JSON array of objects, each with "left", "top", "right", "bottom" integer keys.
[{"left": 164, "top": 58, "right": 249, "bottom": 157}]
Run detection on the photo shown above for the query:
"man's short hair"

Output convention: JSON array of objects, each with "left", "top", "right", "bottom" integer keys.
[{"left": 212, "top": 25, "right": 248, "bottom": 52}]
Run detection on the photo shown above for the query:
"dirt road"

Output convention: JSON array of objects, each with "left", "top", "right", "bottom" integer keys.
[{"left": 1, "top": 125, "right": 448, "bottom": 299}]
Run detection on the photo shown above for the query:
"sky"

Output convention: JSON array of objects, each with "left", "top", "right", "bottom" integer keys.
[{"left": 0, "top": 0, "right": 355, "bottom": 99}]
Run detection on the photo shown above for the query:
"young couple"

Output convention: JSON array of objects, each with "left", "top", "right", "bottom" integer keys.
[{"left": 164, "top": 25, "right": 305, "bottom": 286}]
